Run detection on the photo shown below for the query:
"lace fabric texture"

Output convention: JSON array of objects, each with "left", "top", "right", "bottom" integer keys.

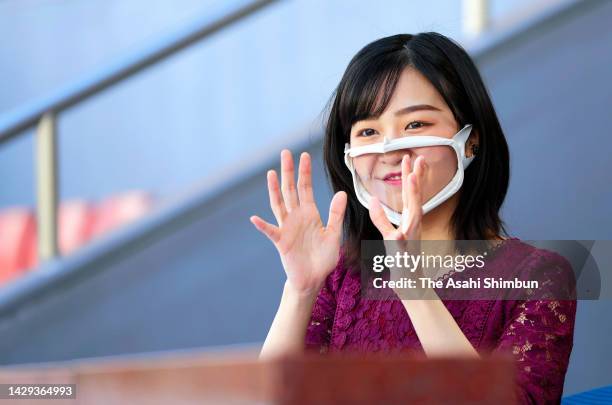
[{"left": 304, "top": 238, "right": 577, "bottom": 404}]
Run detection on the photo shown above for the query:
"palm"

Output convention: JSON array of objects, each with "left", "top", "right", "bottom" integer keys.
[
  {"left": 250, "top": 150, "right": 347, "bottom": 295},
  {"left": 368, "top": 155, "right": 427, "bottom": 298},
  {"left": 276, "top": 204, "right": 340, "bottom": 291},
  {"left": 369, "top": 155, "right": 426, "bottom": 241}
]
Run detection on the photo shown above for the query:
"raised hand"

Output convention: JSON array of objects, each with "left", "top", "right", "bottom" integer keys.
[
  {"left": 369, "top": 155, "right": 427, "bottom": 241},
  {"left": 250, "top": 150, "right": 347, "bottom": 297},
  {"left": 369, "top": 155, "right": 429, "bottom": 298}
]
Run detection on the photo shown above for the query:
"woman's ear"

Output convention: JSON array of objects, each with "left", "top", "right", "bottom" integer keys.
[{"left": 466, "top": 130, "right": 480, "bottom": 158}]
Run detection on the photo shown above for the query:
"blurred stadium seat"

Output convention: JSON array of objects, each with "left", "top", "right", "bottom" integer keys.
[
  {"left": 0, "top": 191, "right": 153, "bottom": 286},
  {"left": 90, "top": 191, "right": 152, "bottom": 239},
  {"left": 59, "top": 200, "right": 95, "bottom": 255},
  {"left": 0, "top": 208, "right": 36, "bottom": 284}
]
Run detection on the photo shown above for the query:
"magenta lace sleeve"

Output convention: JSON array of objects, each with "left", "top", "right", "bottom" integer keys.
[
  {"left": 304, "top": 252, "right": 347, "bottom": 354},
  {"left": 493, "top": 251, "right": 577, "bottom": 404}
]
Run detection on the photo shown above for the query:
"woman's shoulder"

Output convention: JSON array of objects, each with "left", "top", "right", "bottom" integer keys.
[
  {"left": 493, "top": 237, "right": 576, "bottom": 299},
  {"left": 498, "top": 237, "right": 573, "bottom": 272}
]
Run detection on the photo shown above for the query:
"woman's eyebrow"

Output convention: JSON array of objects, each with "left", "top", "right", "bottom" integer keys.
[
  {"left": 393, "top": 104, "right": 442, "bottom": 116},
  {"left": 354, "top": 104, "right": 442, "bottom": 124}
]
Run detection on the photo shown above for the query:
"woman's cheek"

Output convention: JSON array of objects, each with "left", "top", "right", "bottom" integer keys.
[
  {"left": 354, "top": 157, "right": 402, "bottom": 209},
  {"left": 353, "top": 156, "right": 376, "bottom": 181},
  {"left": 353, "top": 157, "right": 376, "bottom": 195},
  {"left": 419, "top": 146, "right": 457, "bottom": 202}
]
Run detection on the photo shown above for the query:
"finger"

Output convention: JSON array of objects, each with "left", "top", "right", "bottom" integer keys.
[
  {"left": 401, "top": 155, "right": 412, "bottom": 211},
  {"left": 400, "top": 155, "right": 414, "bottom": 235},
  {"left": 267, "top": 170, "right": 287, "bottom": 225},
  {"left": 409, "top": 172, "right": 423, "bottom": 218},
  {"left": 280, "top": 150, "right": 299, "bottom": 211},
  {"left": 325, "top": 191, "right": 347, "bottom": 234},
  {"left": 369, "top": 197, "right": 396, "bottom": 237},
  {"left": 250, "top": 215, "right": 281, "bottom": 244},
  {"left": 411, "top": 156, "right": 426, "bottom": 212},
  {"left": 414, "top": 155, "right": 427, "bottom": 185},
  {"left": 401, "top": 173, "right": 423, "bottom": 235},
  {"left": 297, "top": 152, "right": 315, "bottom": 205},
  {"left": 401, "top": 155, "right": 427, "bottom": 234}
]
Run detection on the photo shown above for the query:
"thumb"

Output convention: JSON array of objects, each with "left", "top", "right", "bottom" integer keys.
[
  {"left": 326, "top": 191, "right": 347, "bottom": 234},
  {"left": 250, "top": 215, "right": 281, "bottom": 244}
]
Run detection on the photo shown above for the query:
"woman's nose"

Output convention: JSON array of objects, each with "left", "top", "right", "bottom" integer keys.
[{"left": 380, "top": 149, "right": 413, "bottom": 167}]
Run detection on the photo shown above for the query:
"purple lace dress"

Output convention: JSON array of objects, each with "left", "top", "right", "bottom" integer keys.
[{"left": 305, "top": 238, "right": 577, "bottom": 404}]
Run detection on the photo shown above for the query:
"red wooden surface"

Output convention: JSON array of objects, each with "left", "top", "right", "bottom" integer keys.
[{"left": 0, "top": 348, "right": 516, "bottom": 404}]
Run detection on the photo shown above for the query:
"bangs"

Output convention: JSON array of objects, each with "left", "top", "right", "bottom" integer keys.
[{"left": 337, "top": 52, "right": 409, "bottom": 140}]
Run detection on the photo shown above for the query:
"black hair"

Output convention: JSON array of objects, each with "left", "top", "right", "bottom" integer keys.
[{"left": 322, "top": 32, "right": 510, "bottom": 271}]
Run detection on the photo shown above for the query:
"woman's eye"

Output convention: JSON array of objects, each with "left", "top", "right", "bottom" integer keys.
[
  {"left": 358, "top": 128, "right": 377, "bottom": 137},
  {"left": 406, "top": 121, "right": 427, "bottom": 130}
]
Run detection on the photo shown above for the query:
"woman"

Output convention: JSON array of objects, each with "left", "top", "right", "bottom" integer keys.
[{"left": 250, "top": 32, "right": 576, "bottom": 404}]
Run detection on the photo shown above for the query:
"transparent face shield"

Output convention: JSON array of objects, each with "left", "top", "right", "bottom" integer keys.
[{"left": 344, "top": 124, "right": 475, "bottom": 226}]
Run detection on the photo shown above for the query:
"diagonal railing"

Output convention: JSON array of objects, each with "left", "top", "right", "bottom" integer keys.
[{"left": 0, "top": 0, "right": 278, "bottom": 263}]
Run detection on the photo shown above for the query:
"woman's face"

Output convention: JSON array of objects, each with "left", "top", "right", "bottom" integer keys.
[{"left": 349, "top": 67, "right": 467, "bottom": 213}]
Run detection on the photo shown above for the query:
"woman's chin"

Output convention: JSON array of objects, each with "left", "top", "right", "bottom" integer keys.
[{"left": 377, "top": 198, "right": 403, "bottom": 213}]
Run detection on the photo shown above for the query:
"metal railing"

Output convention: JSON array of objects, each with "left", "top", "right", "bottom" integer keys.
[
  {"left": 0, "top": 0, "right": 278, "bottom": 263},
  {"left": 463, "top": 0, "right": 490, "bottom": 37}
]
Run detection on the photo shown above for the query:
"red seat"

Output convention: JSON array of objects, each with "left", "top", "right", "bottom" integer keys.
[
  {"left": 91, "top": 191, "right": 152, "bottom": 239},
  {"left": 0, "top": 208, "right": 36, "bottom": 284},
  {"left": 59, "top": 200, "right": 95, "bottom": 255},
  {"left": 0, "top": 191, "right": 153, "bottom": 286}
]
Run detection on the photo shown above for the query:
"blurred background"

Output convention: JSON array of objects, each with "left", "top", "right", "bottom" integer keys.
[{"left": 0, "top": 0, "right": 610, "bottom": 398}]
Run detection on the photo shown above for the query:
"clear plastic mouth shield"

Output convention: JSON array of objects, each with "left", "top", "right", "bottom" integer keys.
[{"left": 344, "top": 124, "right": 474, "bottom": 225}]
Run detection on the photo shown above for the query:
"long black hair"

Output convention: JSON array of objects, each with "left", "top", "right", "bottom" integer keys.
[{"left": 323, "top": 32, "right": 510, "bottom": 271}]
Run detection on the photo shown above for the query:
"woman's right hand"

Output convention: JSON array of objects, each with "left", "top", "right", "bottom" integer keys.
[{"left": 250, "top": 149, "right": 347, "bottom": 298}]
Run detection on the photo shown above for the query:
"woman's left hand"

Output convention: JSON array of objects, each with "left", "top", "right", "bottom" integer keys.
[
  {"left": 369, "top": 155, "right": 427, "bottom": 240},
  {"left": 368, "top": 155, "right": 428, "bottom": 298},
  {"left": 369, "top": 155, "right": 479, "bottom": 357}
]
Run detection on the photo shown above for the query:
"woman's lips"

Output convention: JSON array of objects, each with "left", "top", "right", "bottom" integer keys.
[
  {"left": 382, "top": 172, "right": 402, "bottom": 186},
  {"left": 383, "top": 178, "right": 402, "bottom": 186}
]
